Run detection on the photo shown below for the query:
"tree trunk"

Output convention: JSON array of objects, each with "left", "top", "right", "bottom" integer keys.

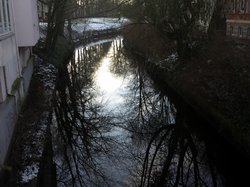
[
  {"left": 207, "top": 0, "right": 226, "bottom": 40},
  {"left": 45, "top": 0, "right": 68, "bottom": 50}
]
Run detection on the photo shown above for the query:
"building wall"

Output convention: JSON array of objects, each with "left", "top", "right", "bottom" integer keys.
[
  {"left": 226, "top": 20, "right": 250, "bottom": 38},
  {"left": 0, "top": 58, "right": 33, "bottom": 165},
  {"left": 19, "top": 48, "right": 34, "bottom": 93},
  {"left": 0, "top": 45, "right": 34, "bottom": 165},
  {"left": 0, "top": 35, "right": 20, "bottom": 102},
  {"left": 225, "top": 0, "right": 250, "bottom": 38},
  {"left": 13, "top": 0, "right": 40, "bottom": 47},
  {"left": 0, "top": 97, "right": 18, "bottom": 165},
  {"left": 0, "top": 0, "right": 39, "bottom": 166},
  {"left": 0, "top": 34, "right": 23, "bottom": 165}
]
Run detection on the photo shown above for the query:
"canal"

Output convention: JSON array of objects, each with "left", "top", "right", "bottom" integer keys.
[{"left": 52, "top": 37, "right": 250, "bottom": 187}]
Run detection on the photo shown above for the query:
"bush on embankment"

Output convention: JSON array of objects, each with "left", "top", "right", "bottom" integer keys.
[
  {"left": 122, "top": 24, "right": 175, "bottom": 61},
  {"left": 34, "top": 36, "right": 74, "bottom": 68}
]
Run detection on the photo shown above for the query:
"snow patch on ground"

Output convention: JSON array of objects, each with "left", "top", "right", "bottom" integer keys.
[
  {"left": 18, "top": 57, "right": 57, "bottom": 184},
  {"left": 36, "top": 62, "right": 57, "bottom": 92},
  {"left": 70, "top": 17, "right": 130, "bottom": 32},
  {"left": 21, "top": 164, "right": 39, "bottom": 183},
  {"left": 155, "top": 52, "right": 178, "bottom": 71},
  {"left": 39, "top": 17, "right": 130, "bottom": 40}
]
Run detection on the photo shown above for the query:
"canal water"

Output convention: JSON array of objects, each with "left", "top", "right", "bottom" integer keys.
[{"left": 52, "top": 37, "right": 250, "bottom": 187}]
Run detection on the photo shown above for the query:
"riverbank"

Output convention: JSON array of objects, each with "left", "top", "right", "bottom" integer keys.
[
  {"left": 0, "top": 57, "right": 57, "bottom": 186},
  {"left": 0, "top": 36, "right": 73, "bottom": 186},
  {"left": 122, "top": 24, "right": 250, "bottom": 157}
]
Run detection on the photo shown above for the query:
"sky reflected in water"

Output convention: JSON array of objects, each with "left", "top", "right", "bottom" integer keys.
[{"left": 93, "top": 42, "right": 129, "bottom": 112}]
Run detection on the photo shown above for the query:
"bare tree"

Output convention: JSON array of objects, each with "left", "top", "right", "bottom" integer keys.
[
  {"left": 39, "top": 0, "right": 129, "bottom": 50},
  {"left": 126, "top": 0, "right": 224, "bottom": 61}
]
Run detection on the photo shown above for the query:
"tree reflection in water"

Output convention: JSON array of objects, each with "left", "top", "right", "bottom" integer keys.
[
  {"left": 52, "top": 38, "right": 242, "bottom": 187},
  {"left": 108, "top": 39, "right": 223, "bottom": 187},
  {"left": 139, "top": 112, "right": 221, "bottom": 187},
  {"left": 53, "top": 41, "right": 115, "bottom": 186},
  {"left": 115, "top": 60, "right": 221, "bottom": 187}
]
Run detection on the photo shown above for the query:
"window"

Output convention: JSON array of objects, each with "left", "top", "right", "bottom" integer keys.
[
  {"left": 230, "top": 26, "right": 234, "bottom": 36},
  {"left": 248, "top": 0, "right": 250, "bottom": 13},
  {"left": 0, "top": 0, "right": 11, "bottom": 34},
  {"left": 229, "top": 0, "right": 235, "bottom": 13},
  {"left": 240, "top": 0, "right": 245, "bottom": 12},
  {"left": 238, "top": 26, "right": 242, "bottom": 37},
  {"left": 0, "top": 66, "right": 7, "bottom": 103},
  {"left": 0, "top": 78, "right": 3, "bottom": 103},
  {"left": 247, "top": 28, "right": 250, "bottom": 38}
]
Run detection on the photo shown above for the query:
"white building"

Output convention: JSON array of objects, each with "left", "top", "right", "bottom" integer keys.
[{"left": 0, "top": 0, "right": 39, "bottom": 166}]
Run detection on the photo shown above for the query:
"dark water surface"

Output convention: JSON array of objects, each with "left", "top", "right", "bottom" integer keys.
[{"left": 52, "top": 37, "right": 250, "bottom": 187}]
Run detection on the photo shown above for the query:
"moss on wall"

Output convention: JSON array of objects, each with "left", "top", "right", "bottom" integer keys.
[{"left": 11, "top": 78, "right": 21, "bottom": 94}]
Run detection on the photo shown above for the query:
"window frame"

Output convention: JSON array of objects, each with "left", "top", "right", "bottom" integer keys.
[
  {"left": 240, "top": 0, "right": 245, "bottom": 12},
  {"left": 248, "top": 0, "right": 250, "bottom": 13},
  {"left": 230, "top": 26, "right": 234, "bottom": 36},
  {"left": 229, "top": 0, "right": 235, "bottom": 13},
  {"left": 0, "top": 0, "right": 12, "bottom": 37},
  {"left": 0, "top": 66, "right": 7, "bottom": 103},
  {"left": 238, "top": 26, "right": 242, "bottom": 37},
  {"left": 247, "top": 27, "right": 250, "bottom": 38}
]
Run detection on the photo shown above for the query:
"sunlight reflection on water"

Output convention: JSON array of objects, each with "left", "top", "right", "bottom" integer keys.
[
  {"left": 94, "top": 43, "right": 127, "bottom": 110},
  {"left": 91, "top": 40, "right": 137, "bottom": 186},
  {"left": 95, "top": 55, "right": 123, "bottom": 93}
]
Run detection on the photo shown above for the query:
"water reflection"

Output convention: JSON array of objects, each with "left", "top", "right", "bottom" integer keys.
[
  {"left": 94, "top": 49, "right": 126, "bottom": 110},
  {"left": 52, "top": 37, "right": 249, "bottom": 187},
  {"left": 113, "top": 52, "right": 222, "bottom": 187},
  {"left": 53, "top": 41, "right": 114, "bottom": 186}
]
